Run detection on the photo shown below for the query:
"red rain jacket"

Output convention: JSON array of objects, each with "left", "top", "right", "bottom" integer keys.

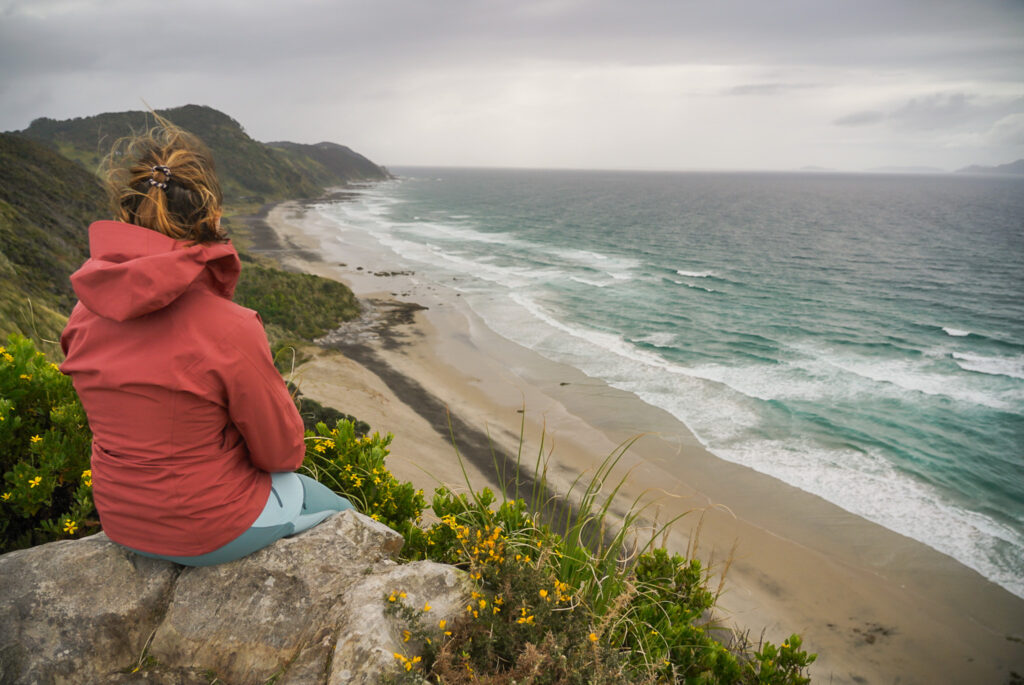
[{"left": 60, "top": 221, "right": 305, "bottom": 556}]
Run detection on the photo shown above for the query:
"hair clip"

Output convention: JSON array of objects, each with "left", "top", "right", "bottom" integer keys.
[{"left": 148, "top": 165, "right": 172, "bottom": 190}]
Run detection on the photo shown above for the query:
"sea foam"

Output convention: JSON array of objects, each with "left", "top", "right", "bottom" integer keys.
[{"left": 952, "top": 352, "right": 1024, "bottom": 381}]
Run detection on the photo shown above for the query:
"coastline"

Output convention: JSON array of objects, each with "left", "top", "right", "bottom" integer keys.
[{"left": 257, "top": 198, "right": 1024, "bottom": 684}]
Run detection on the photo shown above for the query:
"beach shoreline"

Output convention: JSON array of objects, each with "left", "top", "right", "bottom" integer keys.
[{"left": 257, "top": 197, "right": 1024, "bottom": 684}]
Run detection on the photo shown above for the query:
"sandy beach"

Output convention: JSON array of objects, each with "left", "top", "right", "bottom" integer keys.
[{"left": 252, "top": 199, "right": 1024, "bottom": 684}]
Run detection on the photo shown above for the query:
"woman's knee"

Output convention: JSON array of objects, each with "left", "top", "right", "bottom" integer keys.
[{"left": 296, "top": 473, "right": 353, "bottom": 514}]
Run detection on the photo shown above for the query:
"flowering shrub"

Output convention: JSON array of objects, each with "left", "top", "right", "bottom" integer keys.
[
  {"left": 300, "top": 419, "right": 426, "bottom": 541},
  {"left": 0, "top": 334, "right": 96, "bottom": 552},
  {"left": 332, "top": 431, "right": 816, "bottom": 683}
]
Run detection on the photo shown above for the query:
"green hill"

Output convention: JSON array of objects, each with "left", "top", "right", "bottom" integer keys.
[
  {"left": 267, "top": 140, "right": 392, "bottom": 182},
  {"left": 20, "top": 104, "right": 389, "bottom": 205}
]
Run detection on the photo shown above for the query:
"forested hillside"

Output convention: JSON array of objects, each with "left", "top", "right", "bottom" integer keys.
[{"left": 21, "top": 104, "right": 390, "bottom": 205}]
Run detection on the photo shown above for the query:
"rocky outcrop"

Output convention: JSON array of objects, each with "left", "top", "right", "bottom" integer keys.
[{"left": 0, "top": 511, "right": 471, "bottom": 684}]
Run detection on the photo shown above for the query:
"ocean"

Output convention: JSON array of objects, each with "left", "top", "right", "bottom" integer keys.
[{"left": 313, "top": 167, "right": 1024, "bottom": 598}]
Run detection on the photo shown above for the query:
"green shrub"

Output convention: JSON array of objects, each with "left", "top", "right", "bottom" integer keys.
[
  {"left": 310, "top": 421, "right": 816, "bottom": 684},
  {"left": 0, "top": 333, "right": 96, "bottom": 552},
  {"left": 234, "top": 264, "right": 360, "bottom": 340},
  {"left": 300, "top": 419, "right": 426, "bottom": 542}
]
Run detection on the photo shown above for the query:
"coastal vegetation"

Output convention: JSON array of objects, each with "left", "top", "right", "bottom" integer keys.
[
  {"left": 0, "top": 334, "right": 95, "bottom": 553},
  {"left": 0, "top": 132, "right": 105, "bottom": 352},
  {"left": 0, "top": 105, "right": 816, "bottom": 682},
  {"left": 235, "top": 264, "right": 361, "bottom": 340}
]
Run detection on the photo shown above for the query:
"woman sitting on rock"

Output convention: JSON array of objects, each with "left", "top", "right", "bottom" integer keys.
[{"left": 60, "top": 115, "right": 352, "bottom": 566}]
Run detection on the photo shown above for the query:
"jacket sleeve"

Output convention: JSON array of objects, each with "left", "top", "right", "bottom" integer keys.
[{"left": 219, "top": 312, "right": 306, "bottom": 473}]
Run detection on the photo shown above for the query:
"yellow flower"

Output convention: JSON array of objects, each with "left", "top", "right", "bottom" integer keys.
[
  {"left": 402, "top": 629, "right": 411, "bottom": 643},
  {"left": 50, "top": 363, "right": 60, "bottom": 371},
  {"left": 1, "top": 492, "right": 10, "bottom": 501},
  {"left": 82, "top": 470, "right": 92, "bottom": 487},
  {"left": 28, "top": 476, "right": 41, "bottom": 488},
  {"left": 19, "top": 374, "right": 31, "bottom": 380},
  {"left": 539, "top": 589, "right": 548, "bottom": 600},
  {"left": 588, "top": 632, "right": 598, "bottom": 643},
  {"left": 30, "top": 435, "right": 42, "bottom": 444},
  {"left": 2, "top": 353, "right": 13, "bottom": 363},
  {"left": 423, "top": 602, "right": 432, "bottom": 612},
  {"left": 313, "top": 443, "right": 326, "bottom": 453},
  {"left": 325, "top": 440, "right": 335, "bottom": 449},
  {"left": 439, "top": 619, "right": 447, "bottom": 630},
  {"left": 63, "top": 519, "right": 78, "bottom": 535}
]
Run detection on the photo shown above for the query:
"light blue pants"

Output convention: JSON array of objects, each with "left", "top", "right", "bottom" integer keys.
[{"left": 131, "top": 472, "right": 353, "bottom": 566}]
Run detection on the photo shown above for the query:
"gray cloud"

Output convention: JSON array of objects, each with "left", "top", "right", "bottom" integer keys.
[
  {"left": 835, "top": 111, "right": 887, "bottom": 127},
  {"left": 726, "top": 83, "right": 819, "bottom": 96},
  {"left": 835, "top": 93, "right": 1024, "bottom": 132},
  {"left": 1, "top": 0, "right": 1022, "bottom": 169}
]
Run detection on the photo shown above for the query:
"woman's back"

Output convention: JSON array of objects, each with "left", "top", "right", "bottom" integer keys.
[
  {"left": 61, "top": 220, "right": 306, "bottom": 555},
  {"left": 58, "top": 116, "right": 326, "bottom": 561}
]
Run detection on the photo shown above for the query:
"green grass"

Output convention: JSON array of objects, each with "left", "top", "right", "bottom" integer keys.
[{"left": 234, "top": 264, "right": 361, "bottom": 341}]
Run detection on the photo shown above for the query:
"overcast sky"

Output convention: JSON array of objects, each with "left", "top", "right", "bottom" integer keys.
[{"left": 1, "top": 0, "right": 1022, "bottom": 171}]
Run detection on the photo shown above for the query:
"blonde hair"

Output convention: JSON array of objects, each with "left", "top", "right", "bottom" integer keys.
[{"left": 104, "top": 113, "right": 225, "bottom": 243}]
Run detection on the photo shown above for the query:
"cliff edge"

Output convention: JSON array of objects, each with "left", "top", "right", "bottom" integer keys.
[{"left": 0, "top": 510, "right": 471, "bottom": 684}]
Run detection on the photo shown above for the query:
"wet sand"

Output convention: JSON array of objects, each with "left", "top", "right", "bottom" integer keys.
[{"left": 255, "top": 199, "right": 1024, "bottom": 684}]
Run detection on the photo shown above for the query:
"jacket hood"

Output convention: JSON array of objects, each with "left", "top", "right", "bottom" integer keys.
[{"left": 71, "top": 221, "right": 241, "bottom": 322}]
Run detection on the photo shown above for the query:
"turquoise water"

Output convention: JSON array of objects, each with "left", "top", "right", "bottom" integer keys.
[{"left": 316, "top": 168, "right": 1024, "bottom": 597}]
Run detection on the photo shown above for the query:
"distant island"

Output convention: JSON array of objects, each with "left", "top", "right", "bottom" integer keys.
[
  {"left": 796, "top": 160, "right": 1024, "bottom": 176},
  {"left": 955, "top": 159, "right": 1024, "bottom": 175},
  {"left": 864, "top": 165, "right": 947, "bottom": 174}
]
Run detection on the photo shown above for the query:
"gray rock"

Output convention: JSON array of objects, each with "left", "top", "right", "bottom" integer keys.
[
  {"left": 0, "top": 510, "right": 472, "bottom": 685},
  {"left": 329, "top": 561, "right": 472, "bottom": 685},
  {"left": 0, "top": 532, "right": 179, "bottom": 684},
  {"left": 149, "top": 510, "right": 404, "bottom": 682}
]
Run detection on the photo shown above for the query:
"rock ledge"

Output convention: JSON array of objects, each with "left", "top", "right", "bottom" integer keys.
[{"left": 0, "top": 511, "right": 470, "bottom": 684}]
